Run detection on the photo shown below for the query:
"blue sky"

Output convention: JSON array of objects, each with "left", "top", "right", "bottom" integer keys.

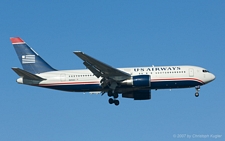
[{"left": 1, "top": 0, "right": 224, "bottom": 140}]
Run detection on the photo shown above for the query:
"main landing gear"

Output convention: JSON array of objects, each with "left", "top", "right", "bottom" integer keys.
[
  {"left": 108, "top": 91, "right": 120, "bottom": 106},
  {"left": 195, "top": 86, "right": 200, "bottom": 97}
]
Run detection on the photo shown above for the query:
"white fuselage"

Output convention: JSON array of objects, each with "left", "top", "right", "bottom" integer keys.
[{"left": 17, "top": 65, "right": 215, "bottom": 93}]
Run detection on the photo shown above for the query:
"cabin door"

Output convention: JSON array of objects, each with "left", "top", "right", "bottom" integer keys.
[
  {"left": 60, "top": 74, "right": 66, "bottom": 81},
  {"left": 189, "top": 68, "right": 194, "bottom": 77}
]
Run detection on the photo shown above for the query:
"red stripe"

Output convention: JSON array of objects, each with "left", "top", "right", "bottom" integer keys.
[
  {"left": 10, "top": 37, "right": 25, "bottom": 44},
  {"left": 38, "top": 81, "right": 100, "bottom": 86},
  {"left": 151, "top": 78, "right": 204, "bottom": 84}
]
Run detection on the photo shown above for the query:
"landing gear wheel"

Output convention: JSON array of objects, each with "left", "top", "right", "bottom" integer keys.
[
  {"left": 107, "top": 91, "right": 120, "bottom": 106},
  {"left": 109, "top": 98, "right": 114, "bottom": 104},
  {"left": 195, "top": 92, "right": 199, "bottom": 97},
  {"left": 195, "top": 86, "right": 200, "bottom": 97},
  {"left": 114, "top": 100, "right": 119, "bottom": 106}
]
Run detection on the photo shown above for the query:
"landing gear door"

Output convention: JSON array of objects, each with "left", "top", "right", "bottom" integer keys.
[{"left": 189, "top": 68, "right": 194, "bottom": 77}]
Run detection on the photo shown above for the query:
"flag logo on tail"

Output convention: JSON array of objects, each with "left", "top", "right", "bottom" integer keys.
[{"left": 22, "top": 55, "right": 35, "bottom": 64}]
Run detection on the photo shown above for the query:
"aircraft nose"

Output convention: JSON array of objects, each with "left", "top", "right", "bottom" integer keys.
[
  {"left": 204, "top": 73, "right": 215, "bottom": 84},
  {"left": 211, "top": 73, "right": 216, "bottom": 81},
  {"left": 206, "top": 73, "right": 215, "bottom": 83}
]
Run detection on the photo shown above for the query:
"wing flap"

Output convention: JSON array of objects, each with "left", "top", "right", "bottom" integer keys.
[{"left": 83, "top": 62, "right": 102, "bottom": 78}]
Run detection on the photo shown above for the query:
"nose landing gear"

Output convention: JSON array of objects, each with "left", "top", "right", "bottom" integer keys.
[{"left": 195, "top": 86, "right": 200, "bottom": 97}]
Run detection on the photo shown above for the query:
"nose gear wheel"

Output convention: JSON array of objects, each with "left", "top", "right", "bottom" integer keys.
[{"left": 195, "top": 86, "right": 200, "bottom": 97}]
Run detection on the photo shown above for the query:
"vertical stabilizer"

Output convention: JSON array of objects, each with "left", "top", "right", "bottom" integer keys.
[{"left": 10, "top": 37, "right": 56, "bottom": 74}]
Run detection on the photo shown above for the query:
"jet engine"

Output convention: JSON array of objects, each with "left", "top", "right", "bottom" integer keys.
[
  {"left": 121, "top": 75, "right": 151, "bottom": 87},
  {"left": 122, "top": 90, "right": 151, "bottom": 100}
]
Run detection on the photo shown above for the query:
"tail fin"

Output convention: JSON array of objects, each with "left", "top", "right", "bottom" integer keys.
[{"left": 10, "top": 37, "right": 56, "bottom": 74}]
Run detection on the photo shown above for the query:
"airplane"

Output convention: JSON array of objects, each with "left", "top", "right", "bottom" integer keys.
[{"left": 10, "top": 37, "right": 215, "bottom": 106}]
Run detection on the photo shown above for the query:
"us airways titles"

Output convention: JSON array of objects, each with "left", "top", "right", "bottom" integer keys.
[{"left": 134, "top": 66, "right": 181, "bottom": 72}]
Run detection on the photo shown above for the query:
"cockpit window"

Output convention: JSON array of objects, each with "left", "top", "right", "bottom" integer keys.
[{"left": 203, "top": 70, "right": 209, "bottom": 73}]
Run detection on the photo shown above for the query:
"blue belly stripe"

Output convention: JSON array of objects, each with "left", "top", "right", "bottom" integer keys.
[{"left": 39, "top": 80, "right": 203, "bottom": 92}]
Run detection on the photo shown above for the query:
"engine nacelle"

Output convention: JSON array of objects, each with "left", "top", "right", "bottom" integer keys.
[
  {"left": 121, "top": 75, "right": 151, "bottom": 87},
  {"left": 122, "top": 90, "right": 151, "bottom": 100}
]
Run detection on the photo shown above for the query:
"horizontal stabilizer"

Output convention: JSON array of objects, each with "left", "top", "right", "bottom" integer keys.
[{"left": 12, "top": 67, "right": 46, "bottom": 80}]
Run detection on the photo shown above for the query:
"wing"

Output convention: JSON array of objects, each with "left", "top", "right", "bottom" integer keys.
[{"left": 74, "top": 51, "right": 131, "bottom": 81}]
